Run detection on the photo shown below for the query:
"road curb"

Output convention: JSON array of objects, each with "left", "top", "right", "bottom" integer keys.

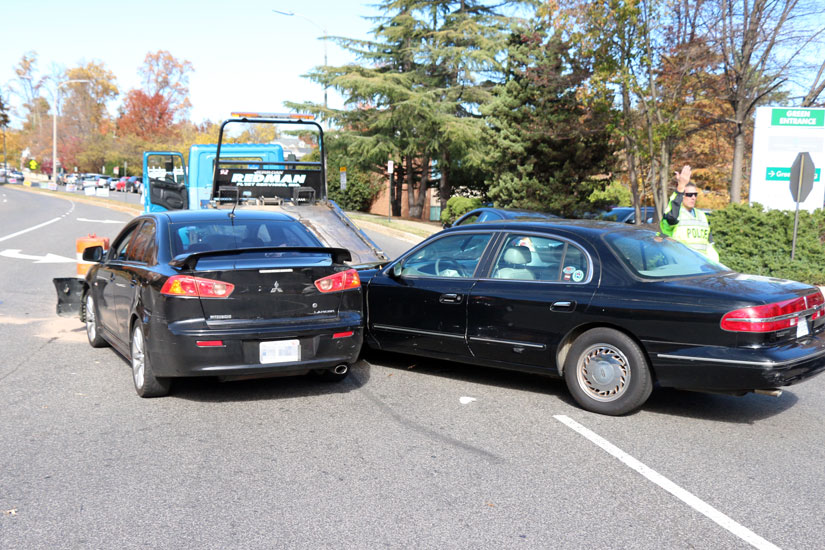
[
  {"left": 8, "top": 184, "right": 142, "bottom": 216},
  {"left": 352, "top": 218, "right": 428, "bottom": 244}
]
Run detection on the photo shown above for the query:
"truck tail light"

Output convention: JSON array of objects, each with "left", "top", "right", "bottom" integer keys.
[
  {"left": 161, "top": 275, "right": 235, "bottom": 298},
  {"left": 315, "top": 269, "right": 360, "bottom": 293},
  {"left": 721, "top": 292, "right": 824, "bottom": 332}
]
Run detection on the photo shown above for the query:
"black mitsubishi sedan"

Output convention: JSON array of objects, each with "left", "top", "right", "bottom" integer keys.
[
  {"left": 360, "top": 220, "right": 825, "bottom": 415},
  {"left": 80, "top": 210, "right": 363, "bottom": 397}
]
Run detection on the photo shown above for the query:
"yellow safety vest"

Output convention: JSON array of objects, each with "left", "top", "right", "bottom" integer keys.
[{"left": 669, "top": 201, "right": 719, "bottom": 262}]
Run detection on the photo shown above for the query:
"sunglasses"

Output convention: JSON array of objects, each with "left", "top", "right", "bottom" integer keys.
[{"left": 684, "top": 192, "right": 698, "bottom": 197}]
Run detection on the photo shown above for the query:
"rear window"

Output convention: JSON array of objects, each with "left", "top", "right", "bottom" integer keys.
[
  {"left": 169, "top": 219, "right": 321, "bottom": 256},
  {"left": 604, "top": 230, "right": 728, "bottom": 279}
]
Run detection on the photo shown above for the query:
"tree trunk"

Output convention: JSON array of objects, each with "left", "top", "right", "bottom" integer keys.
[
  {"left": 392, "top": 157, "right": 404, "bottom": 217},
  {"left": 729, "top": 122, "right": 745, "bottom": 203},
  {"left": 657, "top": 140, "right": 672, "bottom": 221},
  {"left": 439, "top": 150, "right": 451, "bottom": 209},
  {"left": 621, "top": 84, "right": 640, "bottom": 224},
  {"left": 409, "top": 156, "right": 430, "bottom": 219},
  {"left": 405, "top": 156, "right": 415, "bottom": 217}
]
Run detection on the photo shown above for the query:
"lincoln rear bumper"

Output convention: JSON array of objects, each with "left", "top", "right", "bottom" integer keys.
[{"left": 649, "top": 334, "right": 825, "bottom": 391}]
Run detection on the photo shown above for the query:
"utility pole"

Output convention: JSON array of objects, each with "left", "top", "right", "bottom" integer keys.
[{"left": 0, "top": 95, "right": 10, "bottom": 174}]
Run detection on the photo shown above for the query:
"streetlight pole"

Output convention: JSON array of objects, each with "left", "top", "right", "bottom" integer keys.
[
  {"left": 272, "top": 9, "right": 328, "bottom": 110},
  {"left": 52, "top": 79, "right": 91, "bottom": 182}
]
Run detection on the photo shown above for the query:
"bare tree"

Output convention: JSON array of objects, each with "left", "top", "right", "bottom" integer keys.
[
  {"left": 704, "top": 0, "right": 825, "bottom": 203},
  {"left": 801, "top": 58, "right": 825, "bottom": 106}
]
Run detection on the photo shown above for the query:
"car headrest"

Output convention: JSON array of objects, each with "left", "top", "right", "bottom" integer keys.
[{"left": 503, "top": 245, "right": 531, "bottom": 265}]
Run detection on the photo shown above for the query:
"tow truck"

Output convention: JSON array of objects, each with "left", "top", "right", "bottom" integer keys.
[{"left": 142, "top": 112, "right": 387, "bottom": 265}]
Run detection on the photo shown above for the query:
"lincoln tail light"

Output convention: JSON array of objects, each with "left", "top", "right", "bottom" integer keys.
[
  {"left": 161, "top": 275, "right": 235, "bottom": 298},
  {"left": 314, "top": 269, "right": 361, "bottom": 293},
  {"left": 721, "top": 292, "right": 824, "bottom": 332}
]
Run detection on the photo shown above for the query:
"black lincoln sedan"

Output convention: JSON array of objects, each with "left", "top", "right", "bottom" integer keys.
[
  {"left": 360, "top": 220, "right": 825, "bottom": 415},
  {"left": 79, "top": 210, "right": 363, "bottom": 397}
]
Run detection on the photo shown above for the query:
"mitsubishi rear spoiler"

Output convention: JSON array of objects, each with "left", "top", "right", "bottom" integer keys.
[{"left": 169, "top": 246, "right": 352, "bottom": 271}]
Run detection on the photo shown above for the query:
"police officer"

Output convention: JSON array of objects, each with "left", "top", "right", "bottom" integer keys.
[{"left": 660, "top": 165, "right": 720, "bottom": 262}]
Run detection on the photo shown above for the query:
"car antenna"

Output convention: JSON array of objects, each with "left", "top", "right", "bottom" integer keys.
[{"left": 229, "top": 196, "right": 237, "bottom": 219}]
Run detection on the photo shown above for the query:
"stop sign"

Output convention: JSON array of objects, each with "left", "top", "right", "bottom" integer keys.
[{"left": 789, "top": 152, "right": 815, "bottom": 203}]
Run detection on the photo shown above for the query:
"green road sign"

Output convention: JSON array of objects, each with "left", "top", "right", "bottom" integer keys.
[
  {"left": 771, "top": 108, "right": 825, "bottom": 127},
  {"left": 766, "top": 167, "right": 821, "bottom": 182}
]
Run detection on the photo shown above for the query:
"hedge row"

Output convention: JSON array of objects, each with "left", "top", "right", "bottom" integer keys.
[{"left": 710, "top": 203, "right": 825, "bottom": 286}]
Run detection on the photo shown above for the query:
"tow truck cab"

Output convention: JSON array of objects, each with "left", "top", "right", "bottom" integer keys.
[{"left": 141, "top": 113, "right": 387, "bottom": 265}]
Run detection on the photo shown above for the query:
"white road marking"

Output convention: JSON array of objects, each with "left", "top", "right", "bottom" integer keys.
[
  {"left": 0, "top": 249, "right": 76, "bottom": 263},
  {"left": 554, "top": 415, "right": 780, "bottom": 550},
  {"left": 459, "top": 396, "right": 477, "bottom": 404},
  {"left": 0, "top": 217, "right": 64, "bottom": 243},
  {"left": 0, "top": 199, "right": 76, "bottom": 242},
  {"left": 76, "top": 217, "right": 126, "bottom": 224}
]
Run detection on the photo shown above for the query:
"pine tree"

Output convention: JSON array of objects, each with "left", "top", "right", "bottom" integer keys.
[
  {"left": 483, "top": 24, "right": 616, "bottom": 217},
  {"left": 291, "top": 0, "right": 524, "bottom": 218}
]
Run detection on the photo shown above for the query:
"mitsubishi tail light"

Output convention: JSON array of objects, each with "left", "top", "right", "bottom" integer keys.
[
  {"left": 314, "top": 269, "right": 361, "bottom": 293},
  {"left": 161, "top": 275, "right": 235, "bottom": 298},
  {"left": 721, "top": 292, "right": 824, "bottom": 332}
]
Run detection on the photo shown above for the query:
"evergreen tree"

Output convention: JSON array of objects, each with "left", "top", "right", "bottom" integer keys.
[
  {"left": 291, "top": 0, "right": 524, "bottom": 218},
  {"left": 483, "top": 25, "right": 616, "bottom": 217}
]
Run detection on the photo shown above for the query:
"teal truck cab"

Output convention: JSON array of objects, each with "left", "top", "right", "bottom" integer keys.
[{"left": 142, "top": 113, "right": 387, "bottom": 264}]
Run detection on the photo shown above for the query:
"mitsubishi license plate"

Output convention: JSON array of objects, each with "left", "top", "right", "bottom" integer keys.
[{"left": 259, "top": 339, "right": 301, "bottom": 364}]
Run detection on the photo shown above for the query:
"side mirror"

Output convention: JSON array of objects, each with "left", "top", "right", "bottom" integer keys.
[
  {"left": 82, "top": 245, "right": 104, "bottom": 262},
  {"left": 389, "top": 263, "right": 403, "bottom": 278}
]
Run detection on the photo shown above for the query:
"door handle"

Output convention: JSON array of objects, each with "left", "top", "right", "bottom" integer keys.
[
  {"left": 551, "top": 300, "right": 576, "bottom": 312},
  {"left": 439, "top": 293, "right": 462, "bottom": 304}
]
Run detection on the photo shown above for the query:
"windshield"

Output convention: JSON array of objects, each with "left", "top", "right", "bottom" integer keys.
[
  {"left": 603, "top": 230, "right": 728, "bottom": 279},
  {"left": 169, "top": 219, "right": 321, "bottom": 256}
]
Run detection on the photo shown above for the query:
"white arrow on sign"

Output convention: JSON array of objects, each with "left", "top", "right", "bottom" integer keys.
[{"left": 0, "top": 249, "right": 76, "bottom": 263}]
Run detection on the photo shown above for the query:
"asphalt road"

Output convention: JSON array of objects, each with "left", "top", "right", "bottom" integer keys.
[{"left": 2, "top": 184, "right": 825, "bottom": 550}]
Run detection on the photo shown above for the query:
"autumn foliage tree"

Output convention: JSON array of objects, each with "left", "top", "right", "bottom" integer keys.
[
  {"left": 118, "top": 50, "right": 193, "bottom": 139},
  {"left": 118, "top": 90, "right": 174, "bottom": 139}
]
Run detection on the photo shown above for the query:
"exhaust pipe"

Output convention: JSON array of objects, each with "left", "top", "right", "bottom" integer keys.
[
  {"left": 334, "top": 364, "right": 348, "bottom": 375},
  {"left": 754, "top": 389, "right": 783, "bottom": 397}
]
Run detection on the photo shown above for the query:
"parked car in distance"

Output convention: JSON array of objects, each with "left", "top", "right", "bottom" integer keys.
[
  {"left": 360, "top": 219, "right": 825, "bottom": 415},
  {"left": 1, "top": 169, "right": 25, "bottom": 184},
  {"left": 77, "top": 209, "right": 363, "bottom": 397},
  {"left": 445, "top": 207, "right": 559, "bottom": 228},
  {"left": 80, "top": 174, "right": 102, "bottom": 188},
  {"left": 115, "top": 176, "right": 140, "bottom": 192},
  {"left": 599, "top": 206, "right": 657, "bottom": 224}
]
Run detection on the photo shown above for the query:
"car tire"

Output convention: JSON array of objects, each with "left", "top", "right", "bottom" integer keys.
[
  {"left": 563, "top": 328, "right": 652, "bottom": 416},
  {"left": 84, "top": 293, "right": 108, "bottom": 348},
  {"left": 130, "top": 323, "right": 171, "bottom": 398}
]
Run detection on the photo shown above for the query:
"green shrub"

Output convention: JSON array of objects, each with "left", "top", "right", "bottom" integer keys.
[
  {"left": 711, "top": 203, "right": 825, "bottom": 285},
  {"left": 589, "top": 181, "right": 631, "bottom": 207},
  {"left": 327, "top": 170, "right": 383, "bottom": 212},
  {"left": 440, "top": 196, "right": 483, "bottom": 225}
]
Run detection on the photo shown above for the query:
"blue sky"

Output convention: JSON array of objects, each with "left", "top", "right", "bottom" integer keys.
[{"left": 0, "top": 0, "right": 380, "bottom": 127}]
